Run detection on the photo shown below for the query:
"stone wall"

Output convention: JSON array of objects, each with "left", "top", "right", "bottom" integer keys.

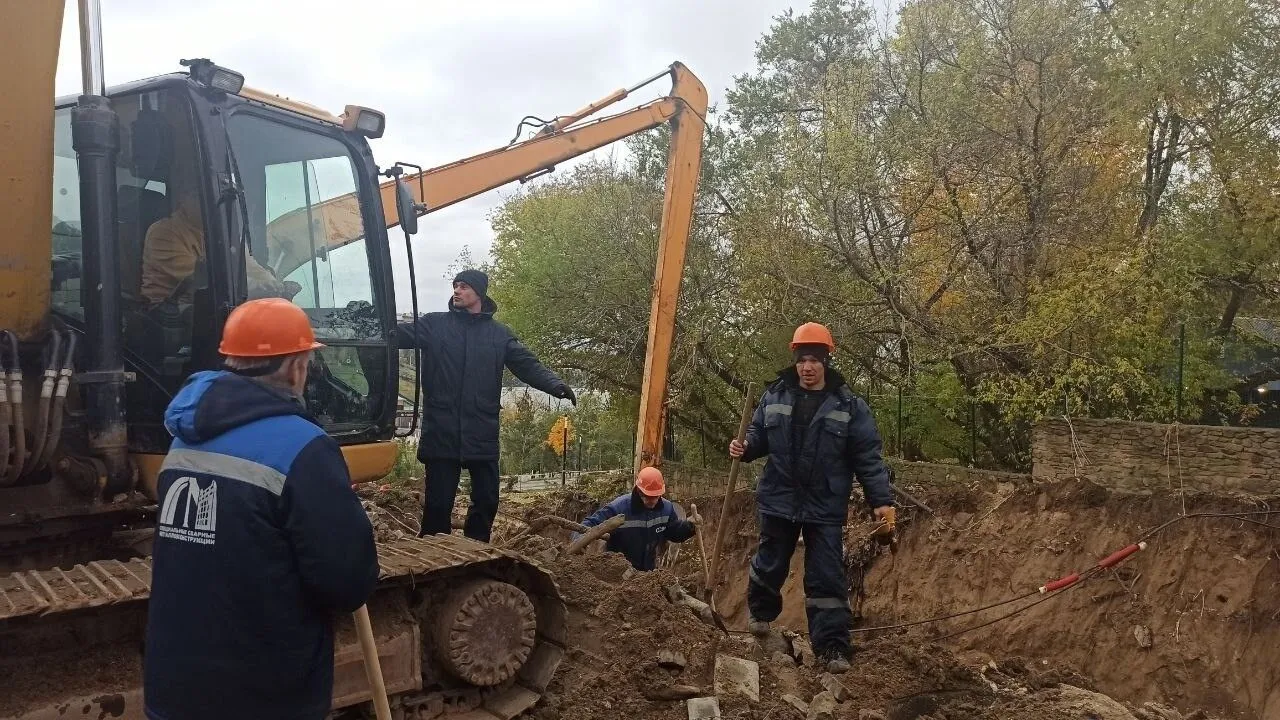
[{"left": 1032, "top": 418, "right": 1280, "bottom": 497}]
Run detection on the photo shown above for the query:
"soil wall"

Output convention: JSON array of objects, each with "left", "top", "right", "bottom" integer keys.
[
  {"left": 888, "top": 459, "right": 1030, "bottom": 487},
  {"left": 859, "top": 477, "right": 1280, "bottom": 720},
  {"left": 1033, "top": 418, "right": 1280, "bottom": 498}
]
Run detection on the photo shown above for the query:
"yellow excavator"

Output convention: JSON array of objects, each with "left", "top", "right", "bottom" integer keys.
[{"left": 0, "top": 1, "right": 705, "bottom": 718}]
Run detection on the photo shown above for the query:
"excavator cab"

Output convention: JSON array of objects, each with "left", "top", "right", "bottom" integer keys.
[{"left": 48, "top": 64, "right": 399, "bottom": 463}]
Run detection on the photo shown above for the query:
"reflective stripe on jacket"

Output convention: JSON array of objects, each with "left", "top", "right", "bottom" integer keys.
[
  {"left": 741, "top": 367, "right": 892, "bottom": 524},
  {"left": 576, "top": 490, "right": 695, "bottom": 571}
]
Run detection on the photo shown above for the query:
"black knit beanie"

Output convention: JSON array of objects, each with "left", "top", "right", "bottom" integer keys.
[
  {"left": 453, "top": 269, "right": 489, "bottom": 299},
  {"left": 792, "top": 343, "right": 831, "bottom": 365}
]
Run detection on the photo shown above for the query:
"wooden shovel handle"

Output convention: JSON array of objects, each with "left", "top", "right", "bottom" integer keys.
[{"left": 708, "top": 384, "right": 754, "bottom": 593}]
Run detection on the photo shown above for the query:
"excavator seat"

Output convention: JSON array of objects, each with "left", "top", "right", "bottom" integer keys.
[{"left": 117, "top": 185, "right": 170, "bottom": 301}]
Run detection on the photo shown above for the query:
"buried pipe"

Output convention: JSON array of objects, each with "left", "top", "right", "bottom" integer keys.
[
  {"left": 502, "top": 515, "right": 591, "bottom": 548},
  {"left": 566, "top": 514, "right": 625, "bottom": 555}
]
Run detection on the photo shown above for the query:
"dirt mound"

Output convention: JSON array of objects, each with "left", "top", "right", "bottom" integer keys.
[
  {"left": 858, "top": 477, "right": 1278, "bottom": 720},
  {"left": 357, "top": 483, "right": 423, "bottom": 541},
  {"left": 661, "top": 477, "right": 1270, "bottom": 719},
  {"left": 355, "top": 483, "right": 582, "bottom": 543},
  {"left": 359, "top": 475, "right": 1260, "bottom": 718},
  {"left": 474, "top": 485, "right": 1237, "bottom": 719}
]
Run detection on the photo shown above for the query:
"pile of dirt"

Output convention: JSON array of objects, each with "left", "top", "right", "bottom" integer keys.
[
  {"left": 520, "top": 542, "right": 1213, "bottom": 719},
  {"left": 355, "top": 482, "right": 560, "bottom": 543},
  {"left": 490, "top": 485, "right": 1241, "bottom": 720},
  {"left": 358, "top": 475, "right": 1260, "bottom": 718},
  {"left": 648, "top": 478, "right": 1269, "bottom": 719},
  {"left": 357, "top": 483, "right": 423, "bottom": 541}
]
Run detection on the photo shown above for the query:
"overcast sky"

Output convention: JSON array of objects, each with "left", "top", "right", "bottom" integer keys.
[{"left": 54, "top": 0, "right": 813, "bottom": 313}]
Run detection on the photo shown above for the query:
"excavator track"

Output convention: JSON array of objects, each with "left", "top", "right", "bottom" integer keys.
[{"left": 0, "top": 535, "right": 566, "bottom": 720}]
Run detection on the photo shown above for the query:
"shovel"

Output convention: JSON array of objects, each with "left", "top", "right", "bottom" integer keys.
[
  {"left": 707, "top": 385, "right": 755, "bottom": 601},
  {"left": 690, "top": 503, "right": 713, "bottom": 604}
]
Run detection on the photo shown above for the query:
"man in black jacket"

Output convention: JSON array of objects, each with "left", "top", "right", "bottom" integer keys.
[
  {"left": 728, "top": 322, "right": 893, "bottom": 674},
  {"left": 398, "top": 269, "right": 575, "bottom": 542}
]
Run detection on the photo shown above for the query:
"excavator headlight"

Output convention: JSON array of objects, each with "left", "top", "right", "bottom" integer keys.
[
  {"left": 342, "top": 105, "right": 386, "bottom": 139},
  {"left": 181, "top": 58, "right": 244, "bottom": 94}
]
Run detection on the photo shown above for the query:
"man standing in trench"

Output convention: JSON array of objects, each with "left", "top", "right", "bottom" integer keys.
[
  {"left": 574, "top": 466, "right": 701, "bottom": 571},
  {"left": 398, "top": 269, "right": 576, "bottom": 542},
  {"left": 728, "top": 322, "right": 894, "bottom": 673}
]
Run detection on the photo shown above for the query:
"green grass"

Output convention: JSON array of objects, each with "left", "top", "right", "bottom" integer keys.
[{"left": 387, "top": 439, "right": 424, "bottom": 488}]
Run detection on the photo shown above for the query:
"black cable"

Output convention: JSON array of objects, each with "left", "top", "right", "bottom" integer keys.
[
  {"left": 508, "top": 115, "right": 554, "bottom": 144},
  {"left": 935, "top": 568, "right": 1102, "bottom": 641},
  {"left": 1136, "top": 510, "right": 1280, "bottom": 544},
  {"left": 849, "top": 589, "right": 1043, "bottom": 635}
]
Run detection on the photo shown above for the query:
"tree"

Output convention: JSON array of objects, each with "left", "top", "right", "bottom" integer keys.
[
  {"left": 546, "top": 415, "right": 575, "bottom": 457},
  {"left": 487, "top": 0, "right": 1280, "bottom": 471}
]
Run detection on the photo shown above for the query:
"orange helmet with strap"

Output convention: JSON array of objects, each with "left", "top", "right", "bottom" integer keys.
[
  {"left": 635, "top": 466, "right": 666, "bottom": 497},
  {"left": 790, "top": 322, "right": 835, "bottom": 352},
  {"left": 219, "top": 298, "right": 325, "bottom": 358}
]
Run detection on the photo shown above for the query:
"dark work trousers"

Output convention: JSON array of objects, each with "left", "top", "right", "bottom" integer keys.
[
  {"left": 420, "top": 459, "right": 501, "bottom": 543},
  {"left": 746, "top": 513, "right": 851, "bottom": 659}
]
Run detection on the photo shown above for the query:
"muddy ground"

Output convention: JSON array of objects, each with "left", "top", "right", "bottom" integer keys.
[{"left": 362, "top": 473, "right": 1278, "bottom": 720}]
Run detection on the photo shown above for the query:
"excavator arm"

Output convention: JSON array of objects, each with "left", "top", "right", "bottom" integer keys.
[
  {"left": 0, "top": 2, "right": 64, "bottom": 338},
  {"left": 387, "top": 62, "right": 708, "bottom": 473},
  {"left": 379, "top": 63, "right": 702, "bottom": 223}
]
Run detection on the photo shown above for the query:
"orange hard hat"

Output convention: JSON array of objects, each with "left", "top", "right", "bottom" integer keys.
[
  {"left": 218, "top": 298, "right": 325, "bottom": 358},
  {"left": 635, "top": 466, "right": 666, "bottom": 497},
  {"left": 790, "top": 322, "right": 835, "bottom": 351}
]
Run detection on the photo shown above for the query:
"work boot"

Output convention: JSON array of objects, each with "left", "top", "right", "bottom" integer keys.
[
  {"left": 747, "top": 617, "right": 770, "bottom": 637},
  {"left": 819, "top": 650, "right": 851, "bottom": 674}
]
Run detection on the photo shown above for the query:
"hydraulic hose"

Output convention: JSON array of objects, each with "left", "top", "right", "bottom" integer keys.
[
  {"left": 0, "top": 331, "right": 11, "bottom": 483},
  {"left": 25, "top": 331, "right": 60, "bottom": 474},
  {"left": 38, "top": 331, "right": 76, "bottom": 471},
  {"left": 2, "top": 332, "right": 23, "bottom": 486}
]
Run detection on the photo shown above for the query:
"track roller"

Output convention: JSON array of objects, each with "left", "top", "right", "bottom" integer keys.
[{"left": 432, "top": 578, "right": 537, "bottom": 687}]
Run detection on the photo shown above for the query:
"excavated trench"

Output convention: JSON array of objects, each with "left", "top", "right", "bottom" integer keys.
[{"left": 417, "top": 471, "right": 1279, "bottom": 720}]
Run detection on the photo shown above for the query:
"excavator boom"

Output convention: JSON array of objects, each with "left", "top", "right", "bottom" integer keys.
[
  {"left": 0, "top": 3, "right": 63, "bottom": 338},
  {"left": 267, "top": 65, "right": 707, "bottom": 471},
  {"left": 381, "top": 98, "right": 679, "bottom": 216}
]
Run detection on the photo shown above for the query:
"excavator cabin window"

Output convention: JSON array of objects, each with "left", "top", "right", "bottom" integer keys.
[
  {"left": 225, "top": 112, "right": 389, "bottom": 430},
  {"left": 51, "top": 88, "right": 211, "bottom": 386}
]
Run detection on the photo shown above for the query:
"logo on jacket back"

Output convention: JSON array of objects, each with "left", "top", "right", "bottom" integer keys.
[{"left": 158, "top": 476, "right": 217, "bottom": 545}]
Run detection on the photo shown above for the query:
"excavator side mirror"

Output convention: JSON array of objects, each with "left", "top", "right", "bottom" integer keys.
[{"left": 395, "top": 178, "right": 419, "bottom": 236}]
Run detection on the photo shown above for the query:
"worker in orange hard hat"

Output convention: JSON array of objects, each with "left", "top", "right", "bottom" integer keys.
[
  {"left": 145, "top": 298, "right": 378, "bottom": 720},
  {"left": 574, "top": 466, "right": 702, "bottom": 571},
  {"left": 728, "top": 321, "right": 893, "bottom": 674}
]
